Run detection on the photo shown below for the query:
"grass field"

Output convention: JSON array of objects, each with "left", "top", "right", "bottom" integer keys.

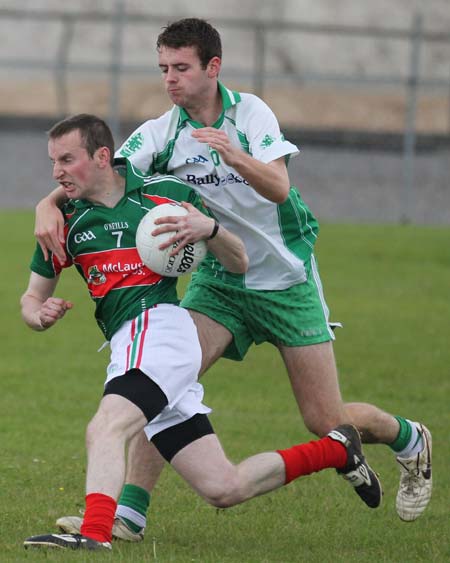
[{"left": 1, "top": 211, "right": 449, "bottom": 562}]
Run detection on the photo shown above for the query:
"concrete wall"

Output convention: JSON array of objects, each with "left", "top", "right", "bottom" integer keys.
[{"left": 1, "top": 0, "right": 449, "bottom": 79}]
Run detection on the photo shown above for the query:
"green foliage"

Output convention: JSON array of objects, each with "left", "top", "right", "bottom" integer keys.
[{"left": 1, "top": 212, "right": 449, "bottom": 561}]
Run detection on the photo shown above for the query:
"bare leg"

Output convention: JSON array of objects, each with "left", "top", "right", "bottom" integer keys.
[
  {"left": 169, "top": 428, "right": 369, "bottom": 509},
  {"left": 170, "top": 434, "right": 286, "bottom": 508},
  {"left": 189, "top": 310, "right": 233, "bottom": 375},
  {"left": 86, "top": 395, "right": 147, "bottom": 498},
  {"left": 124, "top": 432, "right": 165, "bottom": 489},
  {"left": 279, "top": 342, "right": 348, "bottom": 437},
  {"left": 345, "top": 402, "right": 399, "bottom": 444},
  {"left": 279, "top": 342, "right": 400, "bottom": 444}
]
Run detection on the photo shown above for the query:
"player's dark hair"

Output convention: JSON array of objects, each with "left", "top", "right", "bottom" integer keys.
[
  {"left": 157, "top": 18, "right": 222, "bottom": 69},
  {"left": 48, "top": 114, "right": 115, "bottom": 165}
]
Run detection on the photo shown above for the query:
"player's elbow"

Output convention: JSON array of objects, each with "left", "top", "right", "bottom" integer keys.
[
  {"left": 19, "top": 292, "right": 32, "bottom": 322},
  {"left": 271, "top": 182, "right": 290, "bottom": 204},
  {"left": 273, "top": 192, "right": 289, "bottom": 204},
  {"left": 19, "top": 294, "right": 41, "bottom": 331},
  {"left": 238, "top": 253, "right": 249, "bottom": 273}
]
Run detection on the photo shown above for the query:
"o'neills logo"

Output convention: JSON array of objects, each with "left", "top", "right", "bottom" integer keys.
[
  {"left": 102, "top": 262, "right": 146, "bottom": 275},
  {"left": 165, "top": 253, "right": 177, "bottom": 275},
  {"left": 87, "top": 265, "right": 106, "bottom": 285}
]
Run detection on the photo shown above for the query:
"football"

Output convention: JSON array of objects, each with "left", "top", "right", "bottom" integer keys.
[{"left": 136, "top": 203, "right": 208, "bottom": 277}]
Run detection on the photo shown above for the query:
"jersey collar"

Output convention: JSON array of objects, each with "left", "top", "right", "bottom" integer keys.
[
  {"left": 116, "top": 157, "right": 146, "bottom": 194},
  {"left": 178, "top": 81, "right": 242, "bottom": 128}
]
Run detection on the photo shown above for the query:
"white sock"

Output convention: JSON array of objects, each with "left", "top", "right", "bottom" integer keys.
[
  {"left": 115, "top": 505, "right": 147, "bottom": 529},
  {"left": 396, "top": 420, "right": 423, "bottom": 459}
]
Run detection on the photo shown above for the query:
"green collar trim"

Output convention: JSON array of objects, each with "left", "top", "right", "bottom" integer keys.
[
  {"left": 218, "top": 81, "right": 242, "bottom": 110},
  {"left": 178, "top": 82, "right": 242, "bottom": 129}
]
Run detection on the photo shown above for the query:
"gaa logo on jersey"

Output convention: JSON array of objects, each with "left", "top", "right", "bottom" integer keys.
[
  {"left": 185, "top": 154, "right": 208, "bottom": 165},
  {"left": 87, "top": 265, "right": 106, "bottom": 285},
  {"left": 74, "top": 230, "right": 96, "bottom": 243}
]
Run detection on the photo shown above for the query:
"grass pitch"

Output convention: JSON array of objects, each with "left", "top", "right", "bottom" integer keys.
[{"left": 1, "top": 211, "right": 449, "bottom": 562}]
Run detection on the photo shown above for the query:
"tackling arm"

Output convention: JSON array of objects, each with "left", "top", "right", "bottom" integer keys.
[
  {"left": 223, "top": 152, "right": 290, "bottom": 203},
  {"left": 35, "top": 186, "right": 68, "bottom": 263},
  {"left": 20, "top": 272, "right": 72, "bottom": 331},
  {"left": 206, "top": 221, "right": 248, "bottom": 274},
  {"left": 191, "top": 128, "right": 290, "bottom": 203}
]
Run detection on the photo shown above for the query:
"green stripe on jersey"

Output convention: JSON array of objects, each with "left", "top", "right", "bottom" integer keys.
[
  {"left": 153, "top": 121, "right": 185, "bottom": 175},
  {"left": 277, "top": 188, "right": 319, "bottom": 262},
  {"left": 236, "top": 127, "right": 251, "bottom": 154}
]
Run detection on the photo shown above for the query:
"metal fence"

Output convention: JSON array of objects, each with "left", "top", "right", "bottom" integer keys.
[{"left": 1, "top": 4, "right": 449, "bottom": 222}]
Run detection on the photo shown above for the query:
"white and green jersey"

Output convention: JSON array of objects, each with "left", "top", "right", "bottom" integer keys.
[{"left": 117, "top": 82, "right": 319, "bottom": 290}]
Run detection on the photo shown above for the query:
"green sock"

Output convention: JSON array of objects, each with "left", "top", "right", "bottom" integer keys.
[
  {"left": 389, "top": 416, "right": 412, "bottom": 452},
  {"left": 116, "top": 484, "right": 150, "bottom": 532}
]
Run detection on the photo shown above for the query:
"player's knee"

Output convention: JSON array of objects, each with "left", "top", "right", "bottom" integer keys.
[
  {"left": 200, "top": 472, "right": 242, "bottom": 508},
  {"left": 303, "top": 411, "right": 342, "bottom": 437}
]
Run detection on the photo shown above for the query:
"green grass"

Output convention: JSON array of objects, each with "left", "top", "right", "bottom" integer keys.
[{"left": 1, "top": 211, "right": 449, "bottom": 562}]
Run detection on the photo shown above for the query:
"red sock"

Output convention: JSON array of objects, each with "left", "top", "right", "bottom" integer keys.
[
  {"left": 80, "top": 493, "right": 117, "bottom": 543},
  {"left": 277, "top": 436, "right": 347, "bottom": 484}
]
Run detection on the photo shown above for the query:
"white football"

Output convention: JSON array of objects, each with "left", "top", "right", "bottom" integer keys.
[{"left": 136, "top": 203, "right": 207, "bottom": 277}]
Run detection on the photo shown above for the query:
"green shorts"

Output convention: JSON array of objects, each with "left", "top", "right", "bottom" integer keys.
[{"left": 181, "top": 255, "right": 336, "bottom": 361}]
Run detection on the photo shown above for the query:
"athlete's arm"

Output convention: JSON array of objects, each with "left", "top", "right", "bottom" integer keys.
[
  {"left": 152, "top": 202, "right": 248, "bottom": 274},
  {"left": 205, "top": 220, "right": 249, "bottom": 274},
  {"left": 192, "top": 127, "right": 290, "bottom": 203},
  {"left": 20, "top": 272, "right": 72, "bottom": 331},
  {"left": 35, "top": 186, "right": 68, "bottom": 264}
]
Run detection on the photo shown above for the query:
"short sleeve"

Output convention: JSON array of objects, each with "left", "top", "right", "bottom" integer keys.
[{"left": 237, "top": 94, "right": 299, "bottom": 164}]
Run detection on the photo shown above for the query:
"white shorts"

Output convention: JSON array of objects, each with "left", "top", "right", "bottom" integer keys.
[{"left": 105, "top": 304, "right": 211, "bottom": 440}]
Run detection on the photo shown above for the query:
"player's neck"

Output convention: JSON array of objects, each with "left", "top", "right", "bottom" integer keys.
[
  {"left": 88, "top": 171, "right": 126, "bottom": 208},
  {"left": 185, "top": 90, "right": 222, "bottom": 127}
]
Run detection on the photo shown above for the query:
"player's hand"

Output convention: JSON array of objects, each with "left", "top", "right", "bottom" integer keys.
[
  {"left": 35, "top": 198, "right": 67, "bottom": 264},
  {"left": 152, "top": 202, "right": 214, "bottom": 255},
  {"left": 191, "top": 128, "right": 241, "bottom": 167},
  {"left": 39, "top": 297, "right": 73, "bottom": 329}
]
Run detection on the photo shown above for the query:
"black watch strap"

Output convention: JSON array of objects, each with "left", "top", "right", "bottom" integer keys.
[{"left": 207, "top": 220, "right": 220, "bottom": 240}]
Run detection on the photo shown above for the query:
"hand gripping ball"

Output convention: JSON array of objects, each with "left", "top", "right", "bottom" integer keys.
[{"left": 136, "top": 203, "right": 207, "bottom": 277}]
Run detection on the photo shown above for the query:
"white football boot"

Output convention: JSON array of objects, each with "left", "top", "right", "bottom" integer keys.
[{"left": 396, "top": 423, "right": 432, "bottom": 521}]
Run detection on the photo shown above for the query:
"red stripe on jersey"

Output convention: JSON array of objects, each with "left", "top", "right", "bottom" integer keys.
[
  {"left": 75, "top": 248, "right": 162, "bottom": 298},
  {"left": 143, "top": 194, "right": 179, "bottom": 206}
]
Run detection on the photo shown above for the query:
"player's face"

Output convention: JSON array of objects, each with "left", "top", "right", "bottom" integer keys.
[
  {"left": 48, "top": 130, "right": 102, "bottom": 200},
  {"left": 158, "top": 46, "right": 220, "bottom": 109}
]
